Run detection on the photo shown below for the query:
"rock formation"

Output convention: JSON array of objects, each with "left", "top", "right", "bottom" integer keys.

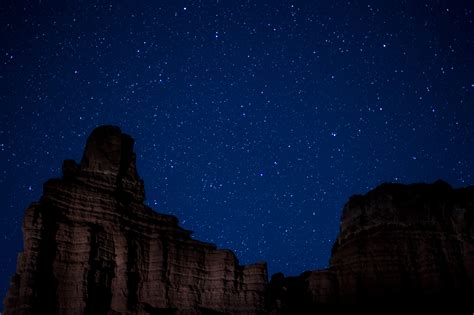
[
  {"left": 266, "top": 181, "right": 474, "bottom": 313},
  {"left": 4, "top": 125, "right": 474, "bottom": 314},
  {"left": 3, "top": 126, "right": 267, "bottom": 315}
]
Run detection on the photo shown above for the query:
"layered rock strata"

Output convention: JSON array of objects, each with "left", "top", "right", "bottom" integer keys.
[
  {"left": 267, "top": 181, "right": 474, "bottom": 312},
  {"left": 4, "top": 125, "right": 474, "bottom": 314},
  {"left": 4, "top": 126, "right": 267, "bottom": 315}
]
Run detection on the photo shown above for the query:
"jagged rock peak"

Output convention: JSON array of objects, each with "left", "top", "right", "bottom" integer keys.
[
  {"left": 3, "top": 125, "right": 267, "bottom": 315},
  {"left": 80, "top": 125, "right": 134, "bottom": 174},
  {"left": 3, "top": 125, "right": 474, "bottom": 314},
  {"left": 65, "top": 125, "right": 145, "bottom": 203}
]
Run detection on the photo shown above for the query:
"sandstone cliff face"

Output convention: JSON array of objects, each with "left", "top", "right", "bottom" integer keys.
[
  {"left": 267, "top": 181, "right": 474, "bottom": 312},
  {"left": 331, "top": 181, "right": 474, "bottom": 304},
  {"left": 4, "top": 126, "right": 267, "bottom": 315},
  {"left": 4, "top": 125, "right": 474, "bottom": 314}
]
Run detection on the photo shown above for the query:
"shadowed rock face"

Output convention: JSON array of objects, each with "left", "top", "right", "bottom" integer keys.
[
  {"left": 4, "top": 125, "right": 474, "bottom": 314},
  {"left": 266, "top": 181, "right": 474, "bottom": 313},
  {"left": 3, "top": 126, "right": 267, "bottom": 315},
  {"left": 331, "top": 181, "right": 474, "bottom": 303}
]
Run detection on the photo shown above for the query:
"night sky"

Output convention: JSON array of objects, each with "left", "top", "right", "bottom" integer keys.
[{"left": 1, "top": 0, "right": 474, "bottom": 304}]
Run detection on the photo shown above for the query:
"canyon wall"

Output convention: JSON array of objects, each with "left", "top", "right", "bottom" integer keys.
[
  {"left": 4, "top": 126, "right": 267, "bottom": 315},
  {"left": 267, "top": 181, "right": 474, "bottom": 313},
  {"left": 4, "top": 125, "right": 474, "bottom": 314}
]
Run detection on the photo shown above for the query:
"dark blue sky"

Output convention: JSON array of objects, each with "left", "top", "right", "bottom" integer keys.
[{"left": 1, "top": 0, "right": 473, "bottom": 303}]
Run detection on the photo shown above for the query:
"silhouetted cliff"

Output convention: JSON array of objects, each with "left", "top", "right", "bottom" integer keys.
[
  {"left": 4, "top": 126, "right": 267, "bottom": 315},
  {"left": 4, "top": 126, "right": 474, "bottom": 314},
  {"left": 266, "top": 180, "right": 474, "bottom": 313}
]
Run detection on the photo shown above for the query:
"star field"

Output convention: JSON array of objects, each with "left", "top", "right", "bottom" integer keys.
[{"left": 1, "top": 0, "right": 474, "bottom": 304}]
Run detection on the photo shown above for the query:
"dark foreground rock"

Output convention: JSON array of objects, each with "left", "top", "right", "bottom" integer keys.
[
  {"left": 4, "top": 125, "right": 474, "bottom": 314},
  {"left": 266, "top": 180, "right": 474, "bottom": 313},
  {"left": 4, "top": 126, "right": 267, "bottom": 315}
]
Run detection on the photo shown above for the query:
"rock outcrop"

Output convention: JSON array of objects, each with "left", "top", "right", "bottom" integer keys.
[
  {"left": 267, "top": 181, "right": 474, "bottom": 312},
  {"left": 3, "top": 126, "right": 267, "bottom": 315},
  {"left": 4, "top": 125, "right": 474, "bottom": 314}
]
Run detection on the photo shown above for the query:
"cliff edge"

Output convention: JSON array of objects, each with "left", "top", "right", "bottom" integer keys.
[
  {"left": 4, "top": 126, "right": 267, "bottom": 315},
  {"left": 4, "top": 126, "right": 474, "bottom": 314}
]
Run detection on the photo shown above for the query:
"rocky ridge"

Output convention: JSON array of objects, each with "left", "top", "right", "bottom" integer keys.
[
  {"left": 4, "top": 126, "right": 267, "bottom": 315},
  {"left": 4, "top": 125, "right": 474, "bottom": 314},
  {"left": 266, "top": 180, "right": 474, "bottom": 312}
]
